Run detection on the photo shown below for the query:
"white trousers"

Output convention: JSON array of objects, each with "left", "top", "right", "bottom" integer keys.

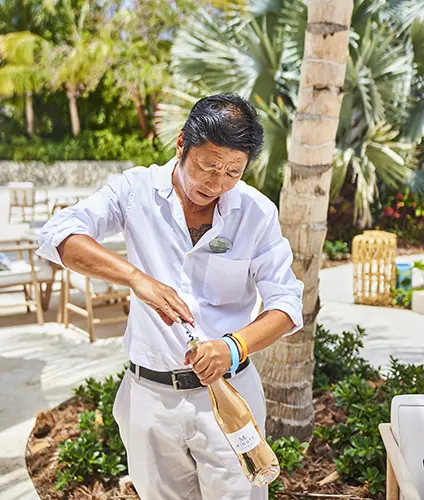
[{"left": 113, "top": 362, "right": 269, "bottom": 500}]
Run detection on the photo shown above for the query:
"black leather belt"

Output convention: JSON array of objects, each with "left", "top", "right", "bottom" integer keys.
[{"left": 129, "top": 357, "right": 250, "bottom": 391}]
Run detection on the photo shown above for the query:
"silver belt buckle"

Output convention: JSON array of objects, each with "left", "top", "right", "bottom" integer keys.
[{"left": 171, "top": 369, "right": 195, "bottom": 391}]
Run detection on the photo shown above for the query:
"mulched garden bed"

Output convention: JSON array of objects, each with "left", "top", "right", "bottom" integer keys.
[{"left": 26, "top": 392, "right": 379, "bottom": 499}]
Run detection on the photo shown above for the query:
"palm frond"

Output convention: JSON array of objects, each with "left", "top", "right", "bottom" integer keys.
[
  {"left": 171, "top": 11, "right": 257, "bottom": 99},
  {"left": 364, "top": 121, "right": 414, "bottom": 188},
  {"left": 244, "top": 95, "right": 289, "bottom": 203},
  {"left": 0, "top": 32, "right": 48, "bottom": 95},
  {"left": 390, "top": 0, "right": 424, "bottom": 35},
  {"left": 411, "top": 18, "right": 424, "bottom": 77},
  {"left": 279, "top": 0, "right": 306, "bottom": 61},
  {"left": 340, "top": 20, "right": 413, "bottom": 145},
  {"left": 154, "top": 82, "right": 209, "bottom": 150},
  {"left": 352, "top": 0, "right": 389, "bottom": 30},
  {"left": 49, "top": 37, "right": 111, "bottom": 92},
  {"left": 409, "top": 169, "right": 424, "bottom": 198},
  {"left": 403, "top": 96, "right": 424, "bottom": 141},
  {"left": 338, "top": 122, "right": 415, "bottom": 226},
  {"left": 331, "top": 148, "right": 354, "bottom": 199},
  {"left": 352, "top": 154, "right": 377, "bottom": 228},
  {"left": 0, "top": 31, "right": 49, "bottom": 65},
  {"left": 0, "top": 65, "right": 40, "bottom": 96}
]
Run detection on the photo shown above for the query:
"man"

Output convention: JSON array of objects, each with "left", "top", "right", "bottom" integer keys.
[{"left": 38, "top": 93, "right": 303, "bottom": 500}]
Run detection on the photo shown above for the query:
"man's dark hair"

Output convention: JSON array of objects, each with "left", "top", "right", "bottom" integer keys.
[{"left": 181, "top": 93, "right": 264, "bottom": 166}]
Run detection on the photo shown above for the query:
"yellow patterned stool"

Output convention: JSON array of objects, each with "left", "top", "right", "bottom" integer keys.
[{"left": 352, "top": 230, "right": 397, "bottom": 305}]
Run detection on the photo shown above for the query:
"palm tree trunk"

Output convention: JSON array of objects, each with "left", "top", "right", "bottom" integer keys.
[
  {"left": 133, "top": 92, "right": 150, "bottom": 137},
  {"left": 254, "top": 0, "right": 353, "bottom": 441},
  {"left": 67, "top": 87, "right": 80, "bottom": 137},
  {"left": 25, "top": 93, "right": 34, "bottom": 136}
]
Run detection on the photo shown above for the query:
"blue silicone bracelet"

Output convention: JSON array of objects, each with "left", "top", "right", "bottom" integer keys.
[{"left": 222, "top": 336, "right": 240, "bottom": 373}]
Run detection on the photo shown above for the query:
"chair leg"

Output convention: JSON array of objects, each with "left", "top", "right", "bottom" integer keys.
[
  {"left": 57, "top": 275, "right": 65, "bottom": 323},
  {"left": 23, "top": 285, "right": 32, "bottom": 313},
  {"left": 64, "top": 269, "right": 70, "bottom": 328},
  {"left": 27, "top": 248, "right": 43, "bottom": 325},
  {"left": 33, "top": 281, "right": 44, "bottom": 326},
  {"left": 42, "top": 282, "right": 54, "bottom": 311},
  {"left": 85, "top": 277, "right": 95, "bottom": 342}
]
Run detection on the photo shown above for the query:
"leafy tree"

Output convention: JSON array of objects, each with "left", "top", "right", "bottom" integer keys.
[
  {"left": 109, "top": 0, "right": 198, "bottom": 137},
  {"left": 0, "top": 31, "right": 49, "bottom": 135},
  {"left": 45, "top": 0, "right": 112, "bottom": 136}
]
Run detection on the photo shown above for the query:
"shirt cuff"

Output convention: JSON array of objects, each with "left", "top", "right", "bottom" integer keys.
[
  {"left": 262, "top": 301, "right": 303, "bottom": 337},
  {"left": 37, "top": 223, "right": 90, "bottom": 268}
]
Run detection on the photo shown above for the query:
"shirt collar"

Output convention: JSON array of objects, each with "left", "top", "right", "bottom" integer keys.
[
  {"left": 153, "top": 157, "right": 176, "bottom": 197},
  {"left": 152, "top": 156, "right": 242, "bottom": 217}
]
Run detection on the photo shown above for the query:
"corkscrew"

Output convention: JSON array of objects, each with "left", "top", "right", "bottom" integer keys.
[{"left": 180, "top": 318, "right": 200, "bottom": 351}]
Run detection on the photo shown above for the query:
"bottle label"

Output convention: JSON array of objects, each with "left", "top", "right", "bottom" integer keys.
[{"left": 226, "top": 421, "right": 261, "bottom": 454}]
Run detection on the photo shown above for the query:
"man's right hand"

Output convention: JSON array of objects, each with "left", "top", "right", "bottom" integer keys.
[{"left": 129, "top": 270, "right": 194, "bottom": 326}]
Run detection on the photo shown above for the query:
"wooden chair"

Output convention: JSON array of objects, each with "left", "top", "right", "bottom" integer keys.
[
  {"left": 0, "top": 243, "right": 54, "bottom": 325},
  {"left": 8, "top": 182, "right": 49, "bottom": 223},
  {"left": 379, "top": 424, "right": 421, "bottom": 500},
  {"left": 62, "top": 241, "right": 130, "bottom": 342}
]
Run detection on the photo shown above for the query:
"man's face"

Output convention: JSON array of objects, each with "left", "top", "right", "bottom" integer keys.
[{"left": 175, "top": 133, "right": 248, "bottom": 207}]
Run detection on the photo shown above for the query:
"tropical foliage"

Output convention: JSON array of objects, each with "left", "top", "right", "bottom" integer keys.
[
  {"left": 0, "top": 0, "right": 423, "bottom": 228},
  {"left": 0, "top": 0, "right": 199, "bottom": 143},
  {"left": 156, "top": 0, "right": 424, "bottom": 224}
]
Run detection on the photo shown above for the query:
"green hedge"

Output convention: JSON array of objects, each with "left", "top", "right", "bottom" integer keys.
[{"left": 0, "top": 131, "right": 173, "bottom": 166}]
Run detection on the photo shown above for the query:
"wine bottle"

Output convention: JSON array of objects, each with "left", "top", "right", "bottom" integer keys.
[{"left": 187, "top": 337, "right": 280, "bottom": 487}]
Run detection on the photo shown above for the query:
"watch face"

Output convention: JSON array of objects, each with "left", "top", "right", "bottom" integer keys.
[{"left": 209, "top": 237, "right": 232, "bottom": 253}]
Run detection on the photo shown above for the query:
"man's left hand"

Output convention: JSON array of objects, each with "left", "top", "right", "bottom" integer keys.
[{"left": 184, "top": 340, "right": 232, "bottom": 385}]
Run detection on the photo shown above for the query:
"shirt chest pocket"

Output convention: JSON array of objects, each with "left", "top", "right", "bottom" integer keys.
[{"left": 203, "top": 254, "right": 250, "bottom": 306}]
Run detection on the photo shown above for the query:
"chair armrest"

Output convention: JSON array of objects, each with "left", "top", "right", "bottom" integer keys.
[
  {"left": 0, "top": 243, "right": 39, "bottom": 253},
  {"left": 379, "top": 423, "right": 421, "bottom": 500}
]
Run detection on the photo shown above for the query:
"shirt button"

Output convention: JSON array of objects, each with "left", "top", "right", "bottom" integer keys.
[{"left": 181, "top": 286, "right": 191, "bottom": 293}]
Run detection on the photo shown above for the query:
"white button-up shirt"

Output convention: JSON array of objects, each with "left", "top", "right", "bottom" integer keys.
[{"left": 37, "top": 158, "right": 304, "bottom": 371}]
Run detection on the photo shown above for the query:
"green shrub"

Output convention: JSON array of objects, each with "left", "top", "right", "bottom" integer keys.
[
  {"left": 313, "top": 324, "right": 379, "bottom": 391},
  {"left": 323, "top": 240, "right": 349, "bottom": 261},
  {"left": 315, "top": 356, "right": 424, "bottom": 493},
  {"left": 267, "top": 436, "right": 308, "bottom": 499},
  {"left": 55, "top": 368, "right": 127, "bottom": 491},
  {"left": 267, "top": 436, "right": 308, "bottom": 474},
  {"left": 0, "top": 132, "right": 173, "bottom": 166},
  {"left": 55, "top": 326, "right": 424, "bottom": 498}
]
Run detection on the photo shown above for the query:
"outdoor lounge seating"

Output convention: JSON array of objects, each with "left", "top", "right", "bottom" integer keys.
[
  {"left": 379, "top": 395, "right": 423, "bottom": 500},
  {"left": 62, "top": 269, "right": 130, "bottom": 343},
  {"left": 62, "top": 242, "right": 130, "bottom": 342},
  {"left": 0, "top": 243, "right": 55, "bottom": 325},
  {"left": 8, "top": 182, "right": 50, "bottom": 223}
]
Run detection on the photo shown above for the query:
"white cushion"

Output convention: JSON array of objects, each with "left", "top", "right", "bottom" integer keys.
[
  {"left": 8, "top": 182, "right": 34, "bottom": 188},
  {"left": 0, "top": 259, "right": 54, "bottom": 287},
  {"left": 412, "top": 290, "right": 424, "bottom": 315},
  {"left": 69, "top": 271, "right": 129, "bottom": 295},
  {"left": 101, "top": 235, "right": 126, "bottom": 253}
]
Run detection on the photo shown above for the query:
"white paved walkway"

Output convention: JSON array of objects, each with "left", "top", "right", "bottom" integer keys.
[
  {"left": 0, "top": 323, "right": 126, "bottom": 500},
  {"left": 318, "top": 255, "right": 424, "bottom": 369}
]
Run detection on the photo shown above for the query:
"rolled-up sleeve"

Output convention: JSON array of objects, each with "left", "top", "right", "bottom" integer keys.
[
  {"left": 36, "top": 173, "right": 132, "bottom": 267},
  {"left": 250, "top": 205, "right": 304, "bottom": 337}
]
